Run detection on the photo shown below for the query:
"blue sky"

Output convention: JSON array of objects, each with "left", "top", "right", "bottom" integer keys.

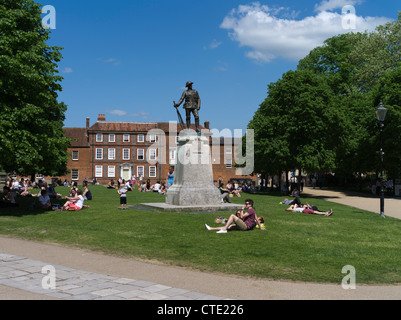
[{"left": 42, "top": 0, "right": 400, "bottom": 136}]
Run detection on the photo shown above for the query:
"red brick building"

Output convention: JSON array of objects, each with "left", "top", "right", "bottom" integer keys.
[{"left": 61, "top": 114, "right": 256, "bottom": 187}]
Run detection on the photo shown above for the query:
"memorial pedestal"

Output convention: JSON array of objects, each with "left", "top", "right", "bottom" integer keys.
[
  {"left": 141, "top": 131, "right": 241, "bottom": 212},
  {"left": 166, "top": 132, "right": 221, "bottom": 206}
]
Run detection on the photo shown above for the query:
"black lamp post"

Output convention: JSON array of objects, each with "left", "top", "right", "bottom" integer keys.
[{"left": 375, "top": 101, "right": 387, "bottom": 218}]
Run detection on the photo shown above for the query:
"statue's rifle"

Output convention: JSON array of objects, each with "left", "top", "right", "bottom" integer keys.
[{"left": 173, "top": 101, "right": 186, "bottom": 131}]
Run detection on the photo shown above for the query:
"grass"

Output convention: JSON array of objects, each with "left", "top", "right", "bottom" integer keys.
[{"left": 1, "top": 185, "right": 401, "bottom": 284}]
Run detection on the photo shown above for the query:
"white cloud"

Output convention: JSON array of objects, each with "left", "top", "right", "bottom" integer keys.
[
  {"left": 97, "top": 58, "right": 121, "bottom": 66},
  {"left": 108, "top": 110, "right": 150, "bottom": 120},
  {"left": 204, "top": 39, "right": 222, "bottom": 50},
  {"left": 220, "top": 1, "right": 392, "bottom": 63},
  {"left": 62, "top": 67, "right": 73, "bottom": 74},
  {"left": 108, "top": 109, "right": 127, "bottom": 116},
  {"left": 315, "top": 0, "right": 363, "bottom": 12},
  {"left": 131, "top": 111, "right": 150, "bottom": 119}
]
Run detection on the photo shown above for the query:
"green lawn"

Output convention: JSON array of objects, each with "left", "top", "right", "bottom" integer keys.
[{"left": 1, "top": 185, "right": 401, "bottom": 284}]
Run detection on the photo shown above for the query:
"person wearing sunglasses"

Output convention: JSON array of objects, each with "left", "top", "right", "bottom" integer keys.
[{"left": 205, "top": 199, "right": 266, "bottom": 233}]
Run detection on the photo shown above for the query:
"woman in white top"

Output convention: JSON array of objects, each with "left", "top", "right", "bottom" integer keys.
[{"left": 63, "top": 189, "right": 85, "bottom": 211}]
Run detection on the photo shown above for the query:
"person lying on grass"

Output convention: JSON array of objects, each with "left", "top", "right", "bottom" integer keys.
[
  {"left": 205, "top": 199, "right": 266, "bottom": 234},
  {"left": 286, "top": 203, "right": 333, "bottom": 216}
]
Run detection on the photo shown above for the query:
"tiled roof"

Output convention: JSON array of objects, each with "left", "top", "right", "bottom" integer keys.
[
  {"left": 63, "top": 122, "right": 211, "bottom": 147},
  {"left": 88, "top": 122, "right": 208, "bottom": 134},
  {"left": 63, "top": 128, "right": 89, "bottom": 147}
]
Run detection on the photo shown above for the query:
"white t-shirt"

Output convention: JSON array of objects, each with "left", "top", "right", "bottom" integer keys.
[
  {"left": 119, "top": 187, "right": 127, "bottom": 197},
  {"left": 75, "top": 195, "right": 85, "bottom": 209},
  {"left": 153, "top": 183, "right": 161, "bottom": 191},
  {"left": 294, "top": 207, "right": 304, "bottom": 213}
]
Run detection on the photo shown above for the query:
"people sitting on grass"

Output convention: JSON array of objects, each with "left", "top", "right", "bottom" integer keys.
[
  {"left": 241, "top": 183, "right": 254, "bottom": 193},
  {"left": 219, "top": 183, "right": 231, "bottom": 203},
  {"left": 286, "top": 203, "right": 333, "bottom": 216},
  {"left": 226, "top": 182, "right": 241, "bottom": 197},
  {"left": 255, "top": 216, "right": 266, "bottom": 229},
  {"left": 19, "top": 180, "right": 33, "bottom": 197},
  {"left": 38, "top": 189, "right": 52, "bottom": 211},
  {"left": 289, "top": 187, "right": 301, "bottom": 206},
  {"left": 152, "top": 181, "right": 162, "bottom": 194},
  {"left": 107, "top": 179, "right": 116, "bottom": 189},
  {"left": 160, "top": 182, "right": 167, "bottom": 195},
  {"left": 69, "top": 182, "right": 78, "bottom": 196},
  {"left": 139, "top": 181, "right": 146, "bottom": 192},
  {"left": 62, "top": 189, "right": 87, "bottom": 211},
  {"left": 83, "top": 185, "right": 92, "bottom": 200},
  {"left": 0, "top": 186, "right": 18, "bottom": 207},
  {"left": 124, "top": 179, "right": 132, "bottom": 191},
  {"left": 205, "top": 199, "right": 265, "bottom": 233},
  {"left": 43, "top": 182, "right": 62, "bottom": 199}
]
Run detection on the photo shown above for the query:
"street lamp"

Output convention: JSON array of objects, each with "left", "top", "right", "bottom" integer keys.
[{"left": 375, "top": 101, "right": 387, "bottom": 218}]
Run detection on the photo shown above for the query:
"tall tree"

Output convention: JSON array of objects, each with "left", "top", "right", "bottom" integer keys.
[
  {"left": 0, "top": 0, "right": 70, "bottom": 177},
  {"left": 297, "top": 32, "right": 367, "bottom": 95},
  {"left": 350, "top": 12, "right": 401, "bottom": 92},
  {"left": 249, "top": 70, "right": 343, "bottom": 177},
  {"left": 372, "top": 65, "right": 401, "bottom": 179}
]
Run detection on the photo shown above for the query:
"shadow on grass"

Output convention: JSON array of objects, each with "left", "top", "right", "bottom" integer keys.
[{"left": 0, "top": 196, "right": 66, "bottom": 217}]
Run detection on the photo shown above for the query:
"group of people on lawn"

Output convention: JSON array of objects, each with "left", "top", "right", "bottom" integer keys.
[
  {"left": 205, "top": 187, "right": 333, "bottom": 234},
  {"left": 36, "top": 181, "right": 91, "bottom": 211},
  {"left": 1, "top": 177, "right": 91, "bottom": 212},
  {"left": 281, "top": 187, "right": 333, "bottom": 216},
  {"left": 2, "top": 170, "right": 333, "bottom": 231}
]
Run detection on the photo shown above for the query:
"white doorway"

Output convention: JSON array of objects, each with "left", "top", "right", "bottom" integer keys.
[{"left": 120, "top": 164, "right": 132, "bottom": 181}]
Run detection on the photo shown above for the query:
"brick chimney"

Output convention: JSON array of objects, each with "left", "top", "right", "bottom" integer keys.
[
  {"left": 97, "top": 114, "right": 106, "bottom": 121},
  {"left": 204, "top": 121, "right": 210, "bottom": 129},
  {"left": 86, "top": 117, "right": 90, "bottom": 129}
]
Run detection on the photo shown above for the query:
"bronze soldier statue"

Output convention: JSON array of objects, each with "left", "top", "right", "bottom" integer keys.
[{"left": 174, "top": 81, "right": 201, "bottom": 133}]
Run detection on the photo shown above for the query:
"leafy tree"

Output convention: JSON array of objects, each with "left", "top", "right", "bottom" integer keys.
[
  {"left": 0, "top": 0, "right": 70, "bottom": 177},
  {"left": 298, "top": 32, "right": 367, "bottom": 95},
  {"left": 296, "top": 28, "right": 401, "bottom": 182},
  {"left": 248, "top": 98, "right": 292, "bottom": 178},
  {"left": 249, "top": 70, "right": 344, "bottom": 179},
  {"left": 371, "top": 65, "right": 401, "bottom": 179},
  {"left": 249, "top": 14, "right": 401, "bottom": 187},
  {"left": 350, "top": 12, "right": 401, "bottom": 91}
]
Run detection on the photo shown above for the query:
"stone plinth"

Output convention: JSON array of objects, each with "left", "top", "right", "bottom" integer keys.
[{"left": 165, "top": 132, "right": 221, "bottom": 206}]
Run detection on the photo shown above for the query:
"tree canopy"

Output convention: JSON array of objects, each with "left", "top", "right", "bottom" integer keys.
[
  {"left": 250, "top": 12, "right": 401, "bottom": 184},
  {"left": 0, "top": 0, "right": 70, "bottom": 177}
]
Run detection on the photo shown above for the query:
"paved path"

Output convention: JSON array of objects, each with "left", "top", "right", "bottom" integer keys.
[
  {"left": 301, "top": 187, "right": 401, "bottom": 220},
  {"left": 1, "top": 187, "right": 401, "bottom": 300}
]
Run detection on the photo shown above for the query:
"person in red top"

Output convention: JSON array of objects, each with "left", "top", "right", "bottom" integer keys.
[{"left": 205, "top": 199, "right": 266, "bottom": 234}]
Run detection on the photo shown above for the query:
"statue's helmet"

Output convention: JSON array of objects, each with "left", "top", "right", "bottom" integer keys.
[{"left": 185, "top": 81, "right": 193, "bottom": 87}]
